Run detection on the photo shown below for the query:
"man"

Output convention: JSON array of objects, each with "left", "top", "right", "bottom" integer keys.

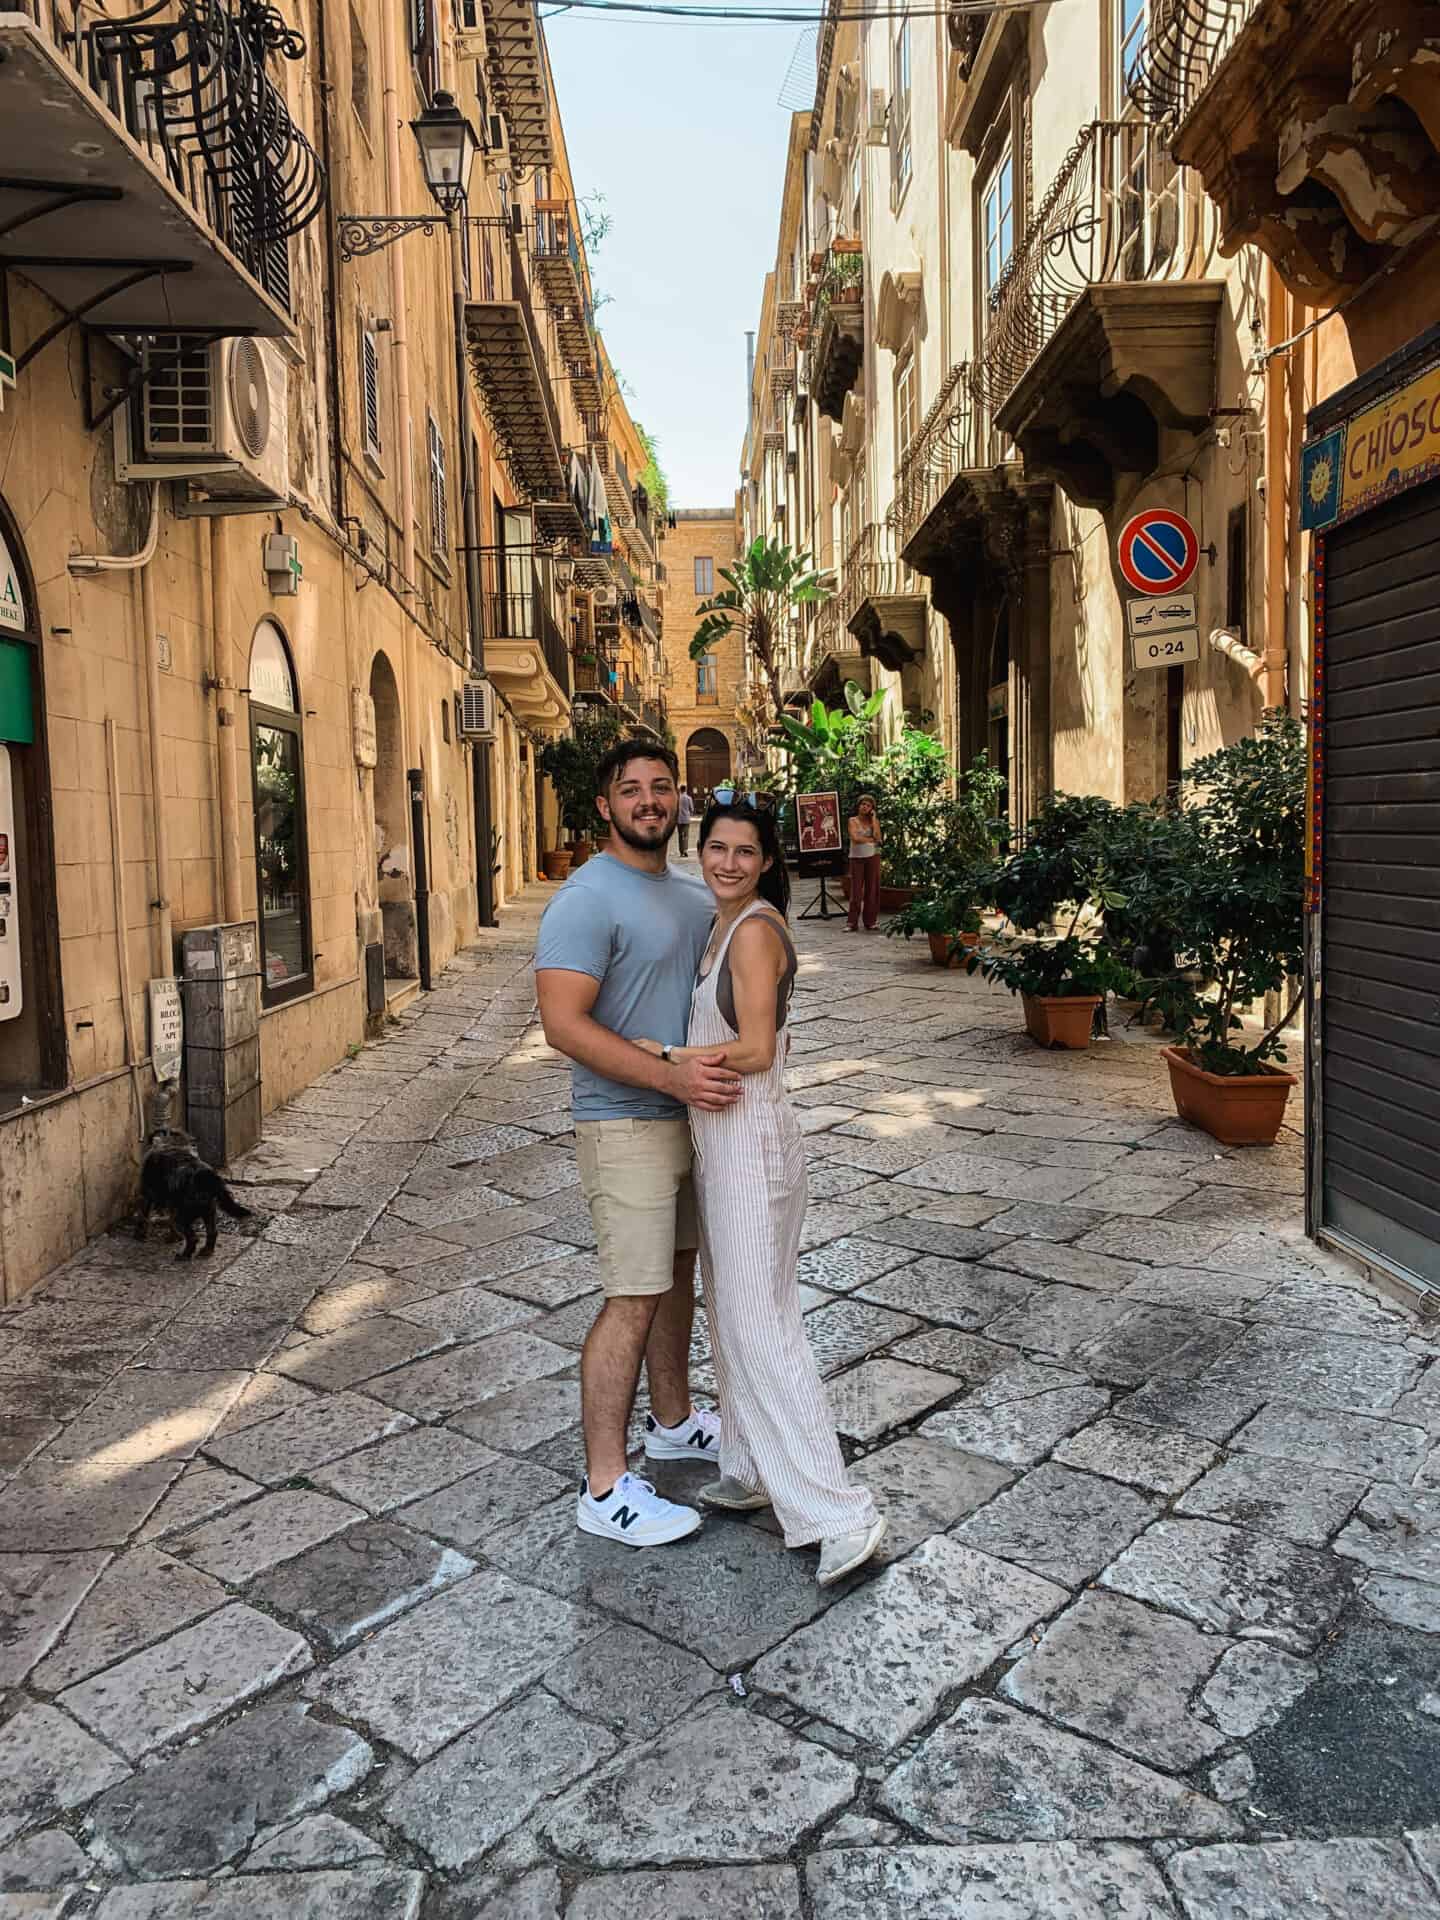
[
  {"left": 535, "top": 742, "right": 740, "bottom": 1546},
  {"left": 676, "top": 783, "right": 695, "bottom": 858}
]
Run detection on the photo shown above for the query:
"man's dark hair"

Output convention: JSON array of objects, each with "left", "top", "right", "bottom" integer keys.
[{"left": 595, "top": 739, "right": 679, "bottom": 794}]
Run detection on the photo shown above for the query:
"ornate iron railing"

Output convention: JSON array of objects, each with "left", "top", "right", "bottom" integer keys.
[
  {"left": 889, "top": 359, "right": 979, "bottom": 550},
  {"left": 974, "top": 118, "right": 1209, "bottom": 413},
  {"left": 474, "top": 545, "right": 571, "bottom": 694},
  {"left": 1125, "top": 0, "right": 1261, "bottom": 126},
  {"left": 32, "top": 0, "right": 325, "bottom": 309},
  {"left": 841, "top": 522, "right": 921, "bottom": 624}
]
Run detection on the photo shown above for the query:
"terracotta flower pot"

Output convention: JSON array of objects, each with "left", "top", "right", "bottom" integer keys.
[
  {"left": 1022, "top": 993, "right": 1102, "bottom": 1050},
  {"left": 831, "top": 236, "right": 863, "bottom": 255},
  {"left": 542, "top": 850, "right": 573, "bottom": 882},
  {"left": 1161, "top": 1045, "right": 1297, "bottom": 1146},
  {"left": 926, "top": 930, "right": 981, "bottom": 968}
]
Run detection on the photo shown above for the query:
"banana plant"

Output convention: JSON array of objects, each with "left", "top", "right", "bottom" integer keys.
[
  {"left": 689, "top": 536, "right": 830, "bottom": 728},
  {"left": 772, "top": 683, "right": 885, "bottom": 796}
]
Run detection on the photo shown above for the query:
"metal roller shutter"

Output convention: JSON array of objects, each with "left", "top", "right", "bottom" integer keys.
[{"left": 1318, "top": 474, "right": 1440, "bottom": 1289}]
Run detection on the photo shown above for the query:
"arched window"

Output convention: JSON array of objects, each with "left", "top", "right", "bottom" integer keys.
[{"left": 249, "top": 621, "right": 312, "bottom": 1005}]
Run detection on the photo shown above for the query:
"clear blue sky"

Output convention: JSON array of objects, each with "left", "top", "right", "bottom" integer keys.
[{"left": 544, "top": 10, "right": 801, "bottom": 509}]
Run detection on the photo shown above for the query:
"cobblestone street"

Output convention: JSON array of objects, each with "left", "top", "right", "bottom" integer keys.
[{"left": 3, "top": 890, "right": 1439, "bottom": 1919}]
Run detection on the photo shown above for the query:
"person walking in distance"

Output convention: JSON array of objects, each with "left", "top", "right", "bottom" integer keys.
[
  {"left": 676, "top": 784, "right": 695, "bottom": 858},
  {"left": 536, "top": 742, "right": 739, "bottom": 1546},
  {"left": 846, "top": 793, "right": 883, "bottom": 933},
  {"left": 635, "top": 802, "right": 886, "bottom": 1585}
]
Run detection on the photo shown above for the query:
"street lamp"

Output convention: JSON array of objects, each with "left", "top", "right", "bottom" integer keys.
[
  {"left": 338, "top": 91, "right": 481, "bottom": 260},
  {"left": 554, "top": 552, "right": 576, "bottom": 590}
]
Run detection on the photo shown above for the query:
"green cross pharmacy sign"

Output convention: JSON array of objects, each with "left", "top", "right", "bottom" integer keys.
[{"left": 0, "top": 348, "right": 14, "bottom": 413}]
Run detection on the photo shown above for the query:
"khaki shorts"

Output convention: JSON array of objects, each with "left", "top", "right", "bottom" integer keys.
[{"left": 574, "top": 1117, "right": 699, "bottom": 1298}]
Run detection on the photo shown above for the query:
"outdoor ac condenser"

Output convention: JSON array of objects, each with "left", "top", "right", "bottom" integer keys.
[{"left": 459, "top": 679, "right": 497, "bottom": 740}]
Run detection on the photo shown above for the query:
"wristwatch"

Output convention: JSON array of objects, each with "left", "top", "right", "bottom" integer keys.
[{"left": 660, "top": 1044, "right": 674, "bottom": 1062}]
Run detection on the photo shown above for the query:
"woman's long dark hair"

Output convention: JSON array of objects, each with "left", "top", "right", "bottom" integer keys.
[{"left": 697, "top": 801, "right": 792, "bottom": 918}]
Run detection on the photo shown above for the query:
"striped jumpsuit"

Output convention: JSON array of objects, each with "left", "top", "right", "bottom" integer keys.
[{"left": 689, "top": 902, "right": 879, "bottom": 1548}]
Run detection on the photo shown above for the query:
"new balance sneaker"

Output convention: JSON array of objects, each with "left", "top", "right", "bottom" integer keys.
[
  {"left": 817, "top": 1515, "right": 888, "bottom": 1586},
  {"left": 577, "top": 1472, "right": 702, "bottom": 1547},
  {"left": 699, "top": 1475, "right": 771, "bottom": 1513},
  {"left": 642, "top": 1405, "right": 722, "bottom": 1462}
]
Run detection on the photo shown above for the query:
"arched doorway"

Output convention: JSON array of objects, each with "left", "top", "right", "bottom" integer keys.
[
  {"left": 369, "top": 651, "right": 415, "bottom": 978},
  {"left": 686, "top": 728, "right": 731, "bottom": 808},
  {"left": 0, "top": 495, "right": 62, "bottom": 1099},
  {"left": 249, "top": 621, "right": 312, "bottom": 1005}
]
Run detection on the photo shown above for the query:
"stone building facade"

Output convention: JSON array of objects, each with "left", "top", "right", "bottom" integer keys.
[{"left": 660, "top": 509, "right": 745, "bottom": 800}]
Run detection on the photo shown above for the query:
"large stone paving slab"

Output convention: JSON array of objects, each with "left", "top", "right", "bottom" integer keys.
[
  {"left": 1051, "top": 1417, "right": 1218, "bottom": 1494},
  {"left": 1175, "top": 1454, "right": 1367, "bottom": 1546},
  {"left": 0, "top": 1460, "right": 183, "bottom": 1550},
  {"left": 878, "top": 1700, "right": 1233, "bottom": 1843},
  {"left": 749, "top": 1536, "right": 1066, "bottom": 1746},
  {"left": 826, "top": 1359, "right": 957, "bottom": 1439},
  {"left": 87, "top": 1704, "right": 373, "bottom": 1876},
  {"left": 856, "top": 1257, "right": 1034, "bottom": 1332},
  {"left": 1100, "top": 1518, "right": 1357, "bottom": 1653},
  {"left": 360, "top": 1331, "right": 571, "bottom": 1419},
  {"left": 540, "top": 1703, "right": 857, "bottom": 1867},
  {"left": 395, "top": 1457, "right": 573, "bottom": 1547},
  {"left": 805, "top": 1843, "right": 1178, "bottom": 1920},
  {"left": 310, "top": 1427, "right": 499, "bottom": 1513},
  {"left": 1334, "top": 1486, "right": 1440, "bottom": 1583},
  {"left": 303, "top": 1569, "right": 604, "bottom": 1759},
  {"left": 250, "top": 1519, "right": 475, "bottom": 1647},
  {"left": 1230, "top": 1399, "right": 1429, "bottom": 1481},
  {"left": 0, "top": 1552, "right": 108, "bottom": 1688},
  {"left": 204, "top": 1393, "right": 415, "bottom": 1485},
  {"left": 1167, "top": 1838, "right": 1440, "bottom": 1918},
  {"left": 58, "top": 1604, "right": 311, "bottom": 1759},
  {"left": 952, "top": 1464, "right": 1160, "bottom": 1587},
  {"left": 542, "top": 1623, "right": 720, "bottom": 1741},
  {"left": 922, "top": 1364, "right": 1110, "bottom": 1469},
  {"left": 1195, "top": 1325, "right": 1424, "bottom": 1414},
  {"left": 0, "top": 1704, "right": 129, "bottom": 1846},
  {"left": 1001, "top": 1590, "right": 1228, "bottom": 1770},
  {"left": 566, "top": 1866, "right": 802, "bottom": 1920},
  {"left": 383, "top": 1690, "right": 616, "bottom": 1870},
  {"left": 91, "top": 1869, "right": 426, "bottom": 1918},
  {"left": 168, "top": 1489, "right": 362, "bottom": 1584},
  {"left": 847, "top": 1436, "right": 1013, "bottom": 1564},
  {"left": 29, "top": 1546, "right": 224, "bottom": 1692}
]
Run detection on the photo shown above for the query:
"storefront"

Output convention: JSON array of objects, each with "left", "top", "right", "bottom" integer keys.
[{"left": 1301, "top": 322, "right": 1440, "bottom": 1294}]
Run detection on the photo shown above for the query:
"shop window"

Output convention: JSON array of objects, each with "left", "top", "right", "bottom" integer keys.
[{"left": 249, "top": 621, "right": 312, "bottom": 1007}]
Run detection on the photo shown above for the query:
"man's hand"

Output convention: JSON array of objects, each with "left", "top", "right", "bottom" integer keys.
[{"left": 671, "top": 1050, "right": 741, "bottom": 1111}]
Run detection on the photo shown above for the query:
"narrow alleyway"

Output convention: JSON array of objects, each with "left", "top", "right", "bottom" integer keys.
[{"left": 2, "top": 890, "right": 1439, "bottom": 1919}]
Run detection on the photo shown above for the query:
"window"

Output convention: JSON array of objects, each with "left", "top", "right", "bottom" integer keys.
[
  {"left": 427, "top": 413, "right": 448, "bottom": 560},
  {"left": 694, "top": 555, "right": 714, "bottom": 596},
  {"left": 696, "top": 653, "right": 719, "bottom": 703},
  {"left": 349, "top": 6, "right": 371, "bottom": 138},
  {"left": 248, "top": 622, "right": 312, "bottom": 1008},
  {"left": 895, "top": 350, "right": 919, "bottom": 462},
  {"left": 849, "top": 142, "right": 863, "bottom": 236},
  {"left": 890, "top": 20, "right": 912, "bottom": 207},
  {"left": 981, "top": 145, "right": 1015, "bottom": 309},
  {"left": 360, "top": 321, "right": 382, "bottom": 463},
  {"left": 409, "top": 0, "right": 439, "bottom": 100},
  {"left": 1117, "top": 0, "right": 1147, "bottom": 109}
]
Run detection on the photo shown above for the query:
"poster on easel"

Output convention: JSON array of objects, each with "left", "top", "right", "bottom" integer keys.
[{"left": 795, "top": 790, "right": 846, "bottom": 878}]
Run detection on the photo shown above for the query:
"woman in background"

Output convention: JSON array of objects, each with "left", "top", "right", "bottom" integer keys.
[
  {"left": 846, "top": 793, "right": 882, "bottom": 933},
  {"left": 639, "top": 800, "right": 885, "bottom": 1585}
]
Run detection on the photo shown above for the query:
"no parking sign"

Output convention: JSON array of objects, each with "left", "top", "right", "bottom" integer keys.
[{"left": 1117, "top": 508, "right": 1199, "bottom": 595}]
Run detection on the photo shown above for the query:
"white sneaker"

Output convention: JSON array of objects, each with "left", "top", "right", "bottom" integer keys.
[
  {"left": 699, "top": 1475, "right": 771, "bottom": 1513},
  {"left": 817, "top": 1515, "right": 888, "bottom": 1586},
  {"left": 577, "top": 1472, "right": 702, "bottom": 1547},
  {"left": 642, "top": 1406, "right": 722, "bottom": 1462}
]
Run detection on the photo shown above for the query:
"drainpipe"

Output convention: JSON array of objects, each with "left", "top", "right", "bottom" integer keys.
[
  {"left": 1263, "top": 262, "right": 1290, "bottom": 713},
  {"left": 209, "top": 519, "right": 244, "bottom": 923},
  {"left": 408, "top": 766, "right": 432, "bottom": 990},
  {"left": 69, "top": 487, "right": 172, "bottom": 974}
]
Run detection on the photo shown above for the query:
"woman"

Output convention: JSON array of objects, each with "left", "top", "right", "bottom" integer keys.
[
  {"left": 638, "top": 801, "right": 886, "bottom": 1586},
  {"left": 847, "top": 793, "right": 883, "bottom": 933}
]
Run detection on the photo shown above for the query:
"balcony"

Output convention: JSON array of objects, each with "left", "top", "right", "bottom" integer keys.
[
  {"left": 531, "top": 202, "right": 592, "bottom": 359},
  {"left": 978, "top": 119, "right": 1224, "bottom": 509},
  {"left": 641, "top": 700, "right": 667, "bottom": 736},
  {"left": 464, "top": 220, "right": 565, "bottom": 502},
  {"left": 479, "top": 0, "right": 553, "bottom": 172},
  {"left": 1130, "top": 0, "right": 1440, "bottom": 303},
  {"left": 476, "top": 544, "right": 570, "bottom": 725},
  {"left": 0, "top": 0, "right": 324, "bottom": 341},
  {"left": 805, "top": 604, "right": 870, "bottom": 700},
  {"left": 807, "top": 244, "right": 865, "bottom": 422},
  {"left": 891, "top": 360, "right": 983, "bottom": 565},
  {"left": 534, "top": 450, "right": 594, "bottom": 550},
  {"left": 842, "top": 524, "right": 928, "bottom": 674}
]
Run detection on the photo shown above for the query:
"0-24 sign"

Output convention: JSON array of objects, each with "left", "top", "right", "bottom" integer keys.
[{"left": 1132, "top": 627, "right": 1200, "bottom": 670}]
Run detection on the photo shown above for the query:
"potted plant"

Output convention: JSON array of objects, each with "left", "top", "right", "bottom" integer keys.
[
  {"left": 884, "top": 751, "right": 1004, "bottom": 960},
  {"left": 888, "top": 890, "right": 983, "bottom": 967},
  {"left": 831, "top": 236, "right": 863, "bottom": 256},
  {"left": 538, "top": 705, "right": 628, "bottom": 879},
  {"left": 974, "top": 792, "right": 1132, "bottom": 1048},
  {"left": 1144, "top": 715, "right": 1306, "bottom": 1144}
]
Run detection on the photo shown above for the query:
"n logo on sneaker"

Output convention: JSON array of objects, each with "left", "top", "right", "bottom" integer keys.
[
  {"left": 687, "top": 1430, "right": 715, "bottom": 1450},
  {"left": 611, "top": 1504, "right": 639, "bottom": 1530}
]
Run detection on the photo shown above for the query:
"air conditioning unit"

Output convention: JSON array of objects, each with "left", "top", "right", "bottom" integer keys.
[
  {"left": 865, "top": 88, "right": 889, "bottom": 147},
  {"left": 593, "top": 586, "right": 618, "bottom": 607},
  {"left": 116, "top": 336, "right": 289, "bottom": 503},
  {"left": 459, "top": 678, "right": 496, "bottom": 740}
]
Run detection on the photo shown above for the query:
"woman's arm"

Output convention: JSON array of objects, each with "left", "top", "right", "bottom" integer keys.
[{"left": 637, "top": 919, "right": 785, "bottom": 1074}]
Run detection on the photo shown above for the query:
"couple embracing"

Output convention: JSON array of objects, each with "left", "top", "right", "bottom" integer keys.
[{"left": 536, "top": 740, "right": 887, "bottom": 1587}]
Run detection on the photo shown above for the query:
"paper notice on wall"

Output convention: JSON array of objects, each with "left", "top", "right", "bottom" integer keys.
[{"left": 149, "top": 977, "right": 183, "bottom": 1084}]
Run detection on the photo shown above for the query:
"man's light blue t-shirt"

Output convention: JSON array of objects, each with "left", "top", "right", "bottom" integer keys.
[{"left": 534, "top": 854, "right": 714, "bottom": 1122}]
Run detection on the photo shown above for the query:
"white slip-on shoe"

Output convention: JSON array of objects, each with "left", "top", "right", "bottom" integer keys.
[
  {"left": 817, "top": 1515, "right": 888, "bottom": 1586},
  {"left": 577, "top": 1472, "right": 702, "bottom": 1547},
  {"left": 699, "top": 1475, "right": 771, "bottom": 1513},
  {"left": 642, "top": 1405, "right": 722, "bottom": 1462}
]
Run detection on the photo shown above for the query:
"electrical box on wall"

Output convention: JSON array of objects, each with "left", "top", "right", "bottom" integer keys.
[{"left": 0, "top": 746, "right": 20, "bottom": 1021}]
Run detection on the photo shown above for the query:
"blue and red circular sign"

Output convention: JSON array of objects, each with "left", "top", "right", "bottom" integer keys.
[{"left": 1117, "top": 508, "right": 1199, "bottom": 594}]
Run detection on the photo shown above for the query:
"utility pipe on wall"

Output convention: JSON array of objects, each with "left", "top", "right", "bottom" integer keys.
[
  {"left": 209, "top": 518, "right": 244, "bottom": 924},
  {"left": 1263, "top": 262, "right": 1291, "bottom": 713}
]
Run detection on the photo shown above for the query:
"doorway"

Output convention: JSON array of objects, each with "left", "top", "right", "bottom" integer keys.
[
  {"left": 686, "top": 727, "right": 731, "bottom": 808},
  {"left": 369, "top": 651, "right": 415, "bottom": 979}
]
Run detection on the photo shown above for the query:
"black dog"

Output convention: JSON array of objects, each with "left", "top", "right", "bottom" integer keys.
[{"left": 138, "top": 1130, "right": 250, "bottom": 1260}]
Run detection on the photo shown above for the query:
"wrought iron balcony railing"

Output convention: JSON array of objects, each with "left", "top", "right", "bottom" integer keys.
[
  {"left": 890, "top": 359, "right": 980, "bottom": 553},
  {"left": 474, "top": 544, "right": 571, "bottom": 696},
  {"left": 840, "top": 523, "right": 922, "bottom": 625},
  {"left": 26, "top": 0, "right": 324, "bottom": 310},
  {"left": 641, "top": 700, "right": 667, "bottom": 736},
  {"left": 1125, "top": 0, "right": 1261, "bottom": 127},
  {"left": 463, "top": 218, "right": 565, "bottom": 501},
  {"left": 974, "top": 118, "right": 1209, "bottom": 415}
]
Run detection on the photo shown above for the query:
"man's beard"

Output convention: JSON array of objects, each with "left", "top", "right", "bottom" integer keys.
[{"left": 612, "top": 811, "right": 673, "bottom": 851}]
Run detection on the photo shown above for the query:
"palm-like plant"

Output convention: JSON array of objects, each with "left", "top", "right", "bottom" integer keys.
[{"left": 689, "top": 537, "right": 830, "bottom": 728}]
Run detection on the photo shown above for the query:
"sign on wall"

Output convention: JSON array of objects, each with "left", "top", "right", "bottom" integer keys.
[
  {"left": 0, "top": 528, "right": 26, "bottom": 635},
  {"left": 1301, "top": 356, "right": 1440, "bottom": 531},
  {"left": 1126, "top": 590, "right": 1200, "bottom": 672},
  {"left": 149, "top": 978, "right": 183, "bottom": 1084},
  {"left": 1117, "top": 509, "right": 1200, "bottom": 596}
]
